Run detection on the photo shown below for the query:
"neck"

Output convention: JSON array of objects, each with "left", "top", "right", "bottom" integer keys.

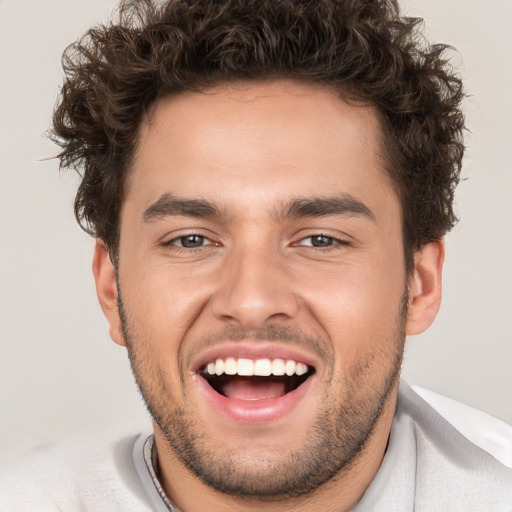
[{"left": 153, "top": 388, "right": 398, "bottom": 512}]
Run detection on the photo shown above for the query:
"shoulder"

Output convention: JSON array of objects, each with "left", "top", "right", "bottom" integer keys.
[
  {"left": 0, "top": 421, "right": 154, "bottom": 512},
  {"left": 411, "top": 384, "right": 512, "bottom": 468},
  {"left": 397, "top": 382, "right": 512, "bottom": 510}
]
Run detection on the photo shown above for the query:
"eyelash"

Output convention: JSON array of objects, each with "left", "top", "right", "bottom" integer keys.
[
  {"left": 162, "top": 232, "right": 349, "bottom": 251},
  {"left": 162, "top": 233, "right": 216, "bottom": 250},
  {"left": 294, "top": 234, "right": 350, "bottom": 250}
]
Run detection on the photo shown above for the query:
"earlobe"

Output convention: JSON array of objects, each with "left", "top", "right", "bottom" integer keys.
[
  {"left": 405, "top": 239, "right": 445, "bottom": 336},
  {"left": 92, "top": 240, "right": 126, "bottom": 346}
]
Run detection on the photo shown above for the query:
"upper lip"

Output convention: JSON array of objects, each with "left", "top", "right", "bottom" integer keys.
[{"left": 191, "top": 341, "right": 319, "bottom": 374}]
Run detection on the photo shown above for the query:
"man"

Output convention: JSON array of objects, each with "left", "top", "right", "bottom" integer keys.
[{"left": 0, "top": 0, "right": 511, "bottom": 510}]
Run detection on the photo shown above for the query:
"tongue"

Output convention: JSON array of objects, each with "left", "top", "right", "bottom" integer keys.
[{"left": 222, "top": 378, "right": 287, "bottom": 400}]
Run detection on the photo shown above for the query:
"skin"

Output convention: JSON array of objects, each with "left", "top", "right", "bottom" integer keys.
[{"left": 93, "top": 80, "right": 444, "bottom": 512}]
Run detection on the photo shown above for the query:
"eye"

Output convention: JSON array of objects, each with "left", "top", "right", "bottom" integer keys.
[
  {"left": 298, "top": 235, "right": 339, "bottom": 248},
  {"left": 167, "top": 234, "right": 213, "bottom": 248}
]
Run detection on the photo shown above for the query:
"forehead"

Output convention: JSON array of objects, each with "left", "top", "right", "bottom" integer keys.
[{"left": 126, "top": 80, "right": 396, "bottom": 219}]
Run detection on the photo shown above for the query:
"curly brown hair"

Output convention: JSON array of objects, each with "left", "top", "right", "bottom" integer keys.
[{"left": 52, "top": 0, "right": 464, "bottom": 270}]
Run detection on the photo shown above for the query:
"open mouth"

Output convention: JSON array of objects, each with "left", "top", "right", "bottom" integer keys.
[{"left": 199, "top": 357, "right": 315, "bottom": 401}]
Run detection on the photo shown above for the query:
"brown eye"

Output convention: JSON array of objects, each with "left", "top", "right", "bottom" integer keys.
[
  {"left": 171, "top": 234, "right": 209, "bottom": 248},
  {"left": 183, "top": 235, "right": 205, "bottom": 247},
  {"left": 299, "top": 235, "right": 336, "bottom": 248},
  {"left": 310, "top": 235, "right": 334, "bottom": 247}
]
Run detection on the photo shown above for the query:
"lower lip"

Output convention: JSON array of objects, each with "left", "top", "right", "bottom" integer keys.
[{"left": 195, "top": 374, "right": 314, "bottom": 424}]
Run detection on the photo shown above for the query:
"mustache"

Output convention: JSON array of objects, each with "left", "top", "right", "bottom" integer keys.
[{"left": 186, "top": 324, "right": 331, "bottom": 361}]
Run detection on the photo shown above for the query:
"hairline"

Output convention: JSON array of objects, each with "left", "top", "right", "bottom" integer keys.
[{"left": 108, "top": 78, "right": 416, "bottom": 275}]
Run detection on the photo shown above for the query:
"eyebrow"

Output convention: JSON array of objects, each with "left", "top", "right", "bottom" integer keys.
[
  {"left": 142, "top": 192, "right": 375, "bottom": 223},
  {"left": 143, "top": 193, "right": 227, "bottom": 222},
  {"left": 275, "top": 194, "right": 376, "bottom": 222}
]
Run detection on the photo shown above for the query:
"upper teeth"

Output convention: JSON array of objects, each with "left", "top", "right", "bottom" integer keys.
[{"left": 205, "top": 358, "right": 309, "bottom": 377}]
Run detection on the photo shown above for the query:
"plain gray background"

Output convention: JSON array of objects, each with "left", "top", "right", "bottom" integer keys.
[{"left": 1, "top": 0, "right": 511, "bottom": 461}]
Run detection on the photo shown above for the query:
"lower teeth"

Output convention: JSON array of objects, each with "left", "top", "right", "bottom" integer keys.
[{"left": 204, "top": 372, "right": 313, "bottom": 398}]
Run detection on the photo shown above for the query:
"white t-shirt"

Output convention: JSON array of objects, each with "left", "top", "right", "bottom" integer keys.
[{"left": 0, "top": 382, "right": 511, "bottom": 511}]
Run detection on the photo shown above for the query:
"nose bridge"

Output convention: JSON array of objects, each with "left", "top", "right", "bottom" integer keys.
[{"left": 210, "top": 240, "right": 298, "bottom": 327}]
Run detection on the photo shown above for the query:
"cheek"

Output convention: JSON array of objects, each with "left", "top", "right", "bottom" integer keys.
[
  {"left": 297, "top": 257, "right": 406, "bottom": 351},
  {"left": 305, "top": 264, "right": 406, "bottom": 401},
  {"left": 119, "top": 256, "right": 217, "bottom": 347}
]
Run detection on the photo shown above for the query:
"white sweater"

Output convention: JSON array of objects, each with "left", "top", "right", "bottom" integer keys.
[{"left": 0, "top": 382, "right": 511, "bottom": 511}]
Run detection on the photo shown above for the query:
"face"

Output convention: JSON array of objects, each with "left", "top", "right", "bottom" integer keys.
[{"left": 95, "top": 81, "right": 437, "bottom": 500}]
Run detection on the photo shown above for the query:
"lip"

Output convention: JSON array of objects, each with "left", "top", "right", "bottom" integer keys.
[
  {"left": 191, "top": 341, "right": 319, "bottom": 424},
  {"left": 191, "top": 341, "right": 318, "bottom": 373},
  {"left": 194, "top": 370, "right": 315, "bottom": 424}
]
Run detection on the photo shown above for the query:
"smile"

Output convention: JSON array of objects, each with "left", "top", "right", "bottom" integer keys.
[
  {"left": 194, "top": 348, "right": 317, "bottom": 424},
  {"left": 200, "top": 357, "right": 314, "bottom": 400}
]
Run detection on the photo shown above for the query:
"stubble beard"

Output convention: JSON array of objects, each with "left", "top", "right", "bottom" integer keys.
[{"left": 118, "top": 290, "right": 407, "bottom": 500}]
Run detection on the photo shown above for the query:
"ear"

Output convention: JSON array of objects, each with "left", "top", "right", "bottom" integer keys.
[
  {"left": 405, "top": 239, "right": 445, "bottom": 336},
  {"left": 92, "top": 240, "right": 125, "bottom": 346}
]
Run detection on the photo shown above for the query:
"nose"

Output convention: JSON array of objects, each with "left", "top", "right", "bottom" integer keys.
[{"left": 210, "top": 245, "right": 299, "bottom": 329}]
